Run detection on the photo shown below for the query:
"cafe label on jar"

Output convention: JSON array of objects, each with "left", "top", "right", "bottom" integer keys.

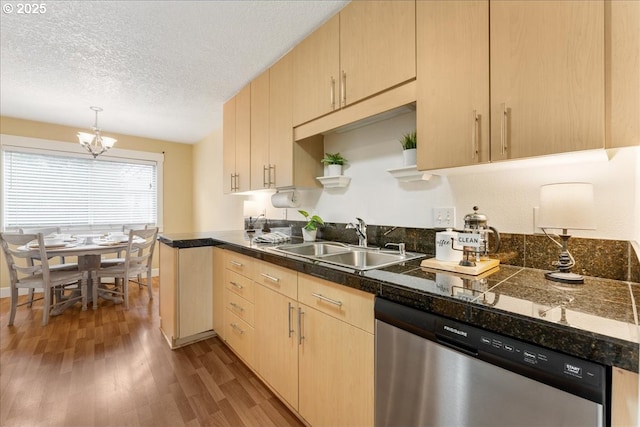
[{"left": 457, "top": 233, "right": 482, "bottom": 248}]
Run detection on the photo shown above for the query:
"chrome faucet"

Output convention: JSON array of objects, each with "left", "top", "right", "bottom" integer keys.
[{"left": 346, "top": 217, "right": 367, "bottom": 247}]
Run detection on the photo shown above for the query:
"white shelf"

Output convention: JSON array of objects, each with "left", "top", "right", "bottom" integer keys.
[
  {"left": 386, "top": 165, "right": 433, "bottom": 182},
  {"left": 316, "top": 175, "right": 351, "bottom": 188}
]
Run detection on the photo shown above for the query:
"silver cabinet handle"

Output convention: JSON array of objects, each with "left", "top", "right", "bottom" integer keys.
[
  {"left": 269, "top": 164, "right": 276, "bottom": 187},
  {"left": 260, "top": 272, "right": 280, "bottom": 283},
  {"left": 500, "top": 103, "right": 508, "bottom": 156},
  {"left": 229, "top": 302, "right": 244, "bottom": 311},
  {"left": 229, "top": 260, "right": 243, "bottom": 267},
  {"left": 263, "top": 165, "right": 269, "bottom": 188},
  {"left": 230, "top": 323, "right": 244, "bottom": 334},
  {"left": 330, "top": 76, "right": 336, "bottom": 110},
  {"left": 340, "top": 70, "right": 346, "bottom": 107},
  {"left": 229, "top": 281, "right": 243, "bottom": 289},
  {"left": 288, "top": 302, "right": 294, "bottom": 338},
  {"left": 230, "top": 173, "right": 234, "bottom": 192},
  {"left": 298, "top": 307, "right": 304, "bottom": 345},
  {"left": 311, "top": 292, "right": 343, "bottom": 307},
  {"left": 472, "top": 110, "right": 479, "bottom": 160}
]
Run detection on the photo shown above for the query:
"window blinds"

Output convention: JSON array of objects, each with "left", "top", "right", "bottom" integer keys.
[{"left": 3, "top": 150, "right": 157, "bottom": 229}]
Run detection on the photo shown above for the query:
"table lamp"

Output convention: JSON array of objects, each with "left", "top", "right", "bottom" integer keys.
[{"left": 538, "top": 182, "right": 595, "bottom": 284}]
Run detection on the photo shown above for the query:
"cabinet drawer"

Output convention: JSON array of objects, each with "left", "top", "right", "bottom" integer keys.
[
  {"left": 225, "top": 310, "right": 254, "bottom": 368},
  {"left": 224, "top": 251, "right": 254, "bottom": 279},
  {"left": 298, "top": 274, "right": 374, "bottom": 334},
  {"left": 225, "top": 269, "right": 255, "bottom": 302},
  {"left": 224, "top": 289, "right": 255, "bottom": 326},
  {"left": 253, "top": 260, "right": 297, "bottom": 300}
]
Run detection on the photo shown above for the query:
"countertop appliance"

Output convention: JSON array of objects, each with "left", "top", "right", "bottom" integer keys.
[{"left": 375, "top": 298, "right": 609, "bottom": 427}]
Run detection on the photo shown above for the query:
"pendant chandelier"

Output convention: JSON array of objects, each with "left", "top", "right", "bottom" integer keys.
[{"left": 77, "top": 106, "right": 117, "bottom": 158}]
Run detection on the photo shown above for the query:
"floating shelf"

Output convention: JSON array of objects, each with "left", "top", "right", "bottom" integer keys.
[
  {"left": 316, "top": 175, "right": 351, "bottom": 188},
  {"left": 386, "top": 165, "right": 433, "bottom": 182}
]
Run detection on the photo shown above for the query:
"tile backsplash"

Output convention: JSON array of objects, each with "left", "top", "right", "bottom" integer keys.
[{"left": 262, "top": 218, "right": 640, "bottom": 283}]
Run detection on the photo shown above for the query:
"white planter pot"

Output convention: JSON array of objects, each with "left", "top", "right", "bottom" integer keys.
[
  {"left": 402, "top": 148, "right": 417, "bottom": 166},
  {"left": 302, "top": 228, "right": 317, "bottom": 242},
  {"left": 326, "top": 164, "right": 343, "bottom": 176}
]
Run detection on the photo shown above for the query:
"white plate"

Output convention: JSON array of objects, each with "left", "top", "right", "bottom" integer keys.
[
  {"left": 28, "top": 242, "right": 68, "bottom": 249},
  {"left": 96, "top": 240, "right": 124, "bottom": 246}
]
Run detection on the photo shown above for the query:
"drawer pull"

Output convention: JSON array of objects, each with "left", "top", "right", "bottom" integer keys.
[
  {"left": 229, "top": 260, "right": 243, "bottom": 267},
  {"left": 230, "top": 323, "right": 244, "bottom": 334},
  {"left": 229, "top": 302, "right": 244, "bottom": 311},
  {"left": 229, "top": 281, "right": 243, "bottom": 289},
  {"left": 260, "top": 272, "right": 280, "bottom": 283},
  {"left": 311, "top": 292, "right": 343, "bottom": 307}
]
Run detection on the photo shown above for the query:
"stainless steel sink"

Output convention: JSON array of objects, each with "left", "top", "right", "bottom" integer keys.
[
  {"left": 272, "top": 241, "right": 350, "bottom": 256},
  {"left": 272, "top": 242, "right": 425, "bottom": 271}
]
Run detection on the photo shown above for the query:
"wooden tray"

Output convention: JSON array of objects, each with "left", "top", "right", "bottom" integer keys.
[{"left": 420, "top": 257, "right": 500, "bottom": 276}]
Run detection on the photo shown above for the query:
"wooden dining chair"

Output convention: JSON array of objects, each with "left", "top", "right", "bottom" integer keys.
[
  {"left": 19, "top": 226, "right": 79, "bottom": 307},
  {"left": 92, "top": 227, "right": 158, "bottom": 310},
  {"left": 0, "top": 232, "right": 88, "bottom": 326}
]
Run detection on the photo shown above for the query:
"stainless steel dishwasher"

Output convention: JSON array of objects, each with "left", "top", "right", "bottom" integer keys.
[{"left": 375, "top": 298, "right": 609, "bottom": 427}]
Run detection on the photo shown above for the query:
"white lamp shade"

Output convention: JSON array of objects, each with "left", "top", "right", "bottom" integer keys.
[{"left": 538, "top": 182, "right": 596, "bottom": 230}]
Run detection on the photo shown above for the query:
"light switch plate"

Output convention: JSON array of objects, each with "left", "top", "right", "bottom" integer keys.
[{"left": 434, "top": 207, "right": 455, "bottom": 228}]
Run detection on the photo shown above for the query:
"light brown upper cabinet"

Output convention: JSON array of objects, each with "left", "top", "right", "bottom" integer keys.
[
  {"left": 418, "top": 0, "right": 606, "bottom": 170},
  {"left": 250, "top": 69, "right": 271, "bottom": 190},
  {"left": 223, "top": 84, "right": 251, "bottom": 193},
  {"left": 293, "top": 1, "right": 416, "bottom": 127},
  {"left": 417, "top": 0, "right": 490, "bottom": 170},
  {"left": 606, "top": 0, "right": 640, "bottom": 148},
  {"left": 247, "top": 52, "right": 323, "bottom": 190},
  {"left": 490, "top": 0, "right": 604, "bottom": 161}
]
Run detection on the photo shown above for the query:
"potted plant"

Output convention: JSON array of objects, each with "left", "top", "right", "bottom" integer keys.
[
  {"left": 399, "top": 131, "right": 417, "bottom": 166},
  {"left": 299, "top": 210, "right": 324, "bottom": 241},
  {"left": 321, "top": 152, "right": 347, "bottom": 176}
]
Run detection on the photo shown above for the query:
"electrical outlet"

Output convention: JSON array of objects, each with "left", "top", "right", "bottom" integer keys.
[{"left": 433, "top": 207, "right": 455, "bottom": 228}]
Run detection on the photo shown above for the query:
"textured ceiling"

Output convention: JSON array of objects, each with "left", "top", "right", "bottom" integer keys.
[{"left": 0, "top": 0, "right": 349, "bottom": 143}]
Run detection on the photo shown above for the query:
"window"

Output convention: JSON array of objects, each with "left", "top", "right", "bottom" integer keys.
[{"left": 1, "top": 135, "right": 163, "bottom": 232}]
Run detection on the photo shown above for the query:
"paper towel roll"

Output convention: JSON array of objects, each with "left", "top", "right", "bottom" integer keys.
[{"left": 271, "top": 190, "right": 300, "bottom": 208}]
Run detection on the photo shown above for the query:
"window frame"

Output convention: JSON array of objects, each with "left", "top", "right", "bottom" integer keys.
[{"left": 0, "top": 134, "right": 164, "bottom": 233}]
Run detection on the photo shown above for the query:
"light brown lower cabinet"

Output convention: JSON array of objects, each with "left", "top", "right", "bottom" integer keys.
[
  {"left": 612, "top": 367, "right": 639, "bottom": 427},
  {"left": 159, "top": 243, "right": 214, "bottom": 349},
  {"left": 219, "top": 250, "right": 374, "bottom": 426}
]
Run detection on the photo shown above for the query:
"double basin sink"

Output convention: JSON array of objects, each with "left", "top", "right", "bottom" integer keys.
[{"left": 271, "top": 241, "right": 425, "bottom": 271}]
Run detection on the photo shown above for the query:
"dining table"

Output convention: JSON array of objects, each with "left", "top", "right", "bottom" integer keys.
[{"left": 23, "top": 236, "right": 133, "bottom": 315}]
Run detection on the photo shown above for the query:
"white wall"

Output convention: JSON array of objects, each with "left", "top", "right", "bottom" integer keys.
[{"left": 267, "top": 112, "right": 639, "bottom": 241}]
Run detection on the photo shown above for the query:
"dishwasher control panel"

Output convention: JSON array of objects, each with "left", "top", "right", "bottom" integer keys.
[{"left": 435, "top": 316, "right": 605, "bottom": 394}]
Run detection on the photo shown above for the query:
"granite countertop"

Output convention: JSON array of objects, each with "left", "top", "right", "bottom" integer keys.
[{"left": 159, "top": 231, "right": 640, "bottom": 372}]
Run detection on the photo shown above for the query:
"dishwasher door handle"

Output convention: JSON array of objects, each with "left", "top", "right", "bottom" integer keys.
[{"left": 435, "top": 334, "right": 478, "bottom": 357}]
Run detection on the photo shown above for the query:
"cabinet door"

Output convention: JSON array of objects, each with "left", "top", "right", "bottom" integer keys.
[
  {"left": 417, "top": 0, "right": 489, "bottom": 170},
  {"left": 250, "top": 69, "right": 271, "bottom": 190},
  {"left": 254, "top": 284, "right": 299, "bottom": 409},
  {"left": 606, "top": 0, "right": 640, "bottom": 148},
  {"left": 222, "top": 97, "right": 236, "bottom": 194},
  {"left": 340, "top": 0, "right": 416, "bottom": 107},
  {"left": 235, "top": 84, "right": 252, "bottom": 192},
  {"left": 159, "top": 243, "right": 177, "bottom": 341},
  {"left": 178, "top": 247, "right": 213, "bottom": 338},
  {"left": 611, "top": 367, "right": 639, "bottom": 426},
  {"left": 292, "top": 14, "right": 340, "bottom": 126},
  {"left": 298, "top": 304, "right": 374, "bottom": 427},
  {"left": 490, "top": 0, "right": 604, "bottom": 160},
  {"left": 269, "top": 52, "right": 294, "bottom": 188}
]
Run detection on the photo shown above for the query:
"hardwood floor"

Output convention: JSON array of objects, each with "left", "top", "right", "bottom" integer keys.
[{"left": 0, "top": 278, "right": 305, "bottom": 427}]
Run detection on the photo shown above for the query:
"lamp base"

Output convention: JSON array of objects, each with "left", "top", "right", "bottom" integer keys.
[{"left": 544, "top": 270, "right": 584, "bottom": 284}]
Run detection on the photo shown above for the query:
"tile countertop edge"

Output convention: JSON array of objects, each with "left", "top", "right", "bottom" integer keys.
[{"left": 158, "top": 232, "right": 639, "bottom": 372}]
